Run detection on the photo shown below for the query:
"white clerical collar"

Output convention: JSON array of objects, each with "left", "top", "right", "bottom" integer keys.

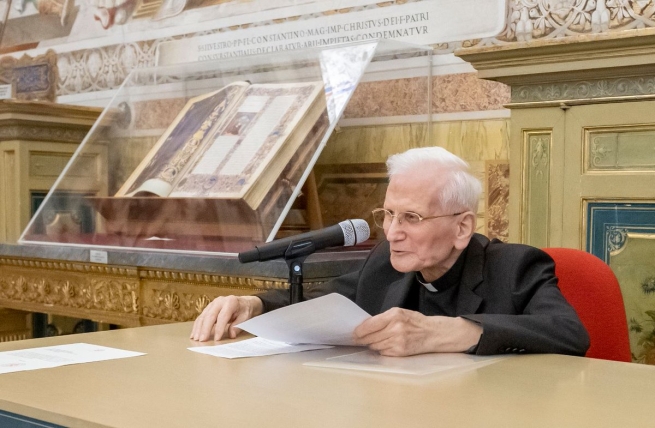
[{"left": 416, "top": 273, "right": 438, "bottom": 293}]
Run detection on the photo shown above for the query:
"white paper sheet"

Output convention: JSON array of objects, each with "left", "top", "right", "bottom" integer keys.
[
  {"left": 236, "top": 293, "right": 371, "bottom": 346},
  {"left": 304, "top": 350, "right": 504, "bottom": 375},
  {"left": 188, "top": 337, "right": 333, "bottom": 359},
  {"left": 0, "top": 343, "right": 146, "bottom": 374}
]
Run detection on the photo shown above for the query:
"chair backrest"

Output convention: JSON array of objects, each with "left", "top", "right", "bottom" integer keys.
[{"left": 542, "top": 247, "right": 631, "bottom": 362}]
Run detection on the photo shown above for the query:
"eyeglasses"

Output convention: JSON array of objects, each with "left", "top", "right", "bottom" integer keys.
[{"left": 371, "top": 208, "right": 463, "bottom": 228}]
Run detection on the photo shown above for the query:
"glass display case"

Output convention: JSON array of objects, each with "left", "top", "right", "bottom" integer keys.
[{"left": 20, "top": 39, "right": 432, "bottom": 255}]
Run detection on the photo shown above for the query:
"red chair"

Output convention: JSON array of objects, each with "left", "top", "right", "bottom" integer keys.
[{"left": 542, "top": 247, "right": 631, "bottom": 362}]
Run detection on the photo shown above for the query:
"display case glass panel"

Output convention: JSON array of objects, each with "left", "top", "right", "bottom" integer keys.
[{"left": 20, "top": 40, "right": 432, "bottom": 255}]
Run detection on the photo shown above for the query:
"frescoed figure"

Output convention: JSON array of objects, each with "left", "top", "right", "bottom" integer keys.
[{"left": 87, "top": 0, "right": 136, "bottom": 28}]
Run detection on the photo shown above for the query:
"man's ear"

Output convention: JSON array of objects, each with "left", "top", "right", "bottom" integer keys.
[{"left": 454, "top": 211, "right": 476, "bottom": 250}]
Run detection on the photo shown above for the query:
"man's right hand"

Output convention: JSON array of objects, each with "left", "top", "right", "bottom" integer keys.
[{"left": 190, "top": 295, "right": 263, "bottom": 342}]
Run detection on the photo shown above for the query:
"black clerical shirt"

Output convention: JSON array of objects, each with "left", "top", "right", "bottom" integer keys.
[
  {"left": 403, "top": 247, "right": 467, "bottom": 317},
  {"left": 403, "top": 248, "right": 480, "bottom": 352}
]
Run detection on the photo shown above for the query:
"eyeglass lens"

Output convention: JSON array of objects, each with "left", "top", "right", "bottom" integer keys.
[{"left": 372, "top": 210, "right": 421, "bottom": 228}]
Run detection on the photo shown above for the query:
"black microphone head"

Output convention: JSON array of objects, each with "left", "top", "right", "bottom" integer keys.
[
  {"left": 237, "top": 219, "right": 370, "bottom": 264},
  {"left": 338, "top": 219, "right": 370, "bottom": 246}
]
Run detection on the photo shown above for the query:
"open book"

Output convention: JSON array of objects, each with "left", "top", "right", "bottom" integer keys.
[{"left": 116, "top": 81, "right": 326, "bottom": 210}]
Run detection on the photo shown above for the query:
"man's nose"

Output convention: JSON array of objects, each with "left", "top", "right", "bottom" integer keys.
[{"left": 385, "top": 216, "right": 404, "bottom": 240}]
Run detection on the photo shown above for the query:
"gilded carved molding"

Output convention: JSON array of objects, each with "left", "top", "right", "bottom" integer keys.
[
  {"left": 0, "top": 273, "right": 139, "bottom": 314},
  {"left": 0, "top": 126, "right": 89, "bottom": 143},
  {"left": 139, "top": 272, "right": 324, "bottom": 322},
  {"left": 140, "top": 282, "right": 325, "bottom": 322},
  {"left": 0, "top": 258, "right": 140, "bottom": 319},
  {"left": 143, "top": 290, "right": 212, "bottom": 322},
  {"left": 0, "top": 256, "right": 324, "bottom": 324},
  {"left": 139, "top": 268, "right": 292, "bottom": 290},
  {"left": 0, "top": 257, "right": 138, "bottom": 276}
]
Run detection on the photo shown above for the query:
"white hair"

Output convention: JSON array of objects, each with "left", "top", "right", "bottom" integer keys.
[{"left": 386, "top": 147, "right": 482, "bottom": 213}]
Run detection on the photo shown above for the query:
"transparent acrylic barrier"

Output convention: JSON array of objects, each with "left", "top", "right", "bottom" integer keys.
[{"left": 20, "top": 40, "right": 432, "bottom": 255}]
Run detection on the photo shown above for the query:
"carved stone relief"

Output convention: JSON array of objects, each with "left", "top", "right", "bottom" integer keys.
[
  {"left": 44, "top": 0, "right": 655, "bottom": 103},
  {"left": 530, "top": 135, "right": 550, "bottom": 178},
  {"left": 512, "top": 76, "right": 655, "bottom": 103},
  {"left": 57, "top": 41, "right": 159, "bottom": 95},
  {"left": 583, "top": 127, "right": 655, "bottom": 172},
  {"left": 591, "top": 136, "right": 615, "bottom": 167},
  {"left": 497, "top": 0, "right": 655, "bottom": 42},
  {"left": 524, "top": 133, "right": 551, "bottom": 247}
]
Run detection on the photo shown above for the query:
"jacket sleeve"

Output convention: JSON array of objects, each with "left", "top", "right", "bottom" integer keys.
[{"left": 462, "top": 247, "right": 590, "bottom": 356}]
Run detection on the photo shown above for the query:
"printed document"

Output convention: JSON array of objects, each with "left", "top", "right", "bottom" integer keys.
[{"left": 0, "top": 343, "right": 145, "bottom": 374}]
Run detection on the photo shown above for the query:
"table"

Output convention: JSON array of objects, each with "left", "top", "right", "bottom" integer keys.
[{"left": 0, "top": 322, "right": 653, "bottom": 428}]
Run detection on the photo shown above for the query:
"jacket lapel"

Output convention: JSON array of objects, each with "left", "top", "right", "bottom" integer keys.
[
  {"left": 375, "top": 234, "right": 490, "bottom": 315},
  {"left": 379, "top": 273, "right": 414, "bottom": 312},
  {"left": 455, "top": 234, "right": 488, "bottom": 315}
]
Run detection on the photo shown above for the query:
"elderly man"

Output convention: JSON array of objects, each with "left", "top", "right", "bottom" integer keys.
[{"left": 191, "top": 147, "right": 590, "bottom": 357}]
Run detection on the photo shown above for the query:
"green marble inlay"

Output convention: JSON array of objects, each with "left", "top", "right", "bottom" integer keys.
[
  {"left": 588, "top": 130, "right": 655, "bottom": 171},
  {"left": 524, "top": 133, "right": 550, "bottom": 247}
]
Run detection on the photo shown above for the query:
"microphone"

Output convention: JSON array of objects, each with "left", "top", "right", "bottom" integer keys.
[{"left": 238, "top": 219, "right": 370, "bottom": 263}]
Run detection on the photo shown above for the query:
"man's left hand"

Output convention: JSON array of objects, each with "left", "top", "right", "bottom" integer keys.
[{"left": 353, "top": 308, "right": 483, "bottom": 356}]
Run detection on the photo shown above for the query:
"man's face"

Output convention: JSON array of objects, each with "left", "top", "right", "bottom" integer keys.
[{"left": 383, "top": 171, "right": 465, "bottom": 282}]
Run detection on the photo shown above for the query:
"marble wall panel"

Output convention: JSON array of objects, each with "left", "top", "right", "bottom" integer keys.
[
  {"left": 344, "top": 77, "right": 429, "bottom": 118},
  {"left": 319, "top": 119, "right": 509, "bottom": 165},
  {"left": 432, "top": 73, "right": 510, "bottom": 114},
  {"left": 486, "top": 160, "right": 509, "bottom": 242},
  {"left": 343, "top": 73, "right": 510, "bottom": 118},
  {"left": 317, "top": 119, "right": 510, "bottom": 239},
  {"left": 314, "top": 163, "right": 388, "bottom": 242},
  {"left": 132, "top": 98, "right": 188, "bottom": 130}
]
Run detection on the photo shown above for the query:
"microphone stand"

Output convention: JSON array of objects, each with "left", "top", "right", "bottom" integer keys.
[{"left": 283, "top": 240, "right": 316, "bottom": 304}]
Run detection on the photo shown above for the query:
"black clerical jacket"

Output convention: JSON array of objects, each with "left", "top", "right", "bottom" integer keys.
[{"left": 257, "top": 233, "right": 590, "bottom": 356}]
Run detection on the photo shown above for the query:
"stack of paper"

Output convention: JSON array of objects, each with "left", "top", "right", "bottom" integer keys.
[{"left": 188, "top": 293, "right": 370, "bottom": 359}]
